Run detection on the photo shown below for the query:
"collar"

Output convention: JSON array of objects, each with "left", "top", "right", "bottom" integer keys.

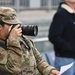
[
  {"left": 61, "top": 4, "right": 74, "bottom": 14},
  {"left": 0, "top": 38, "right": 6, "bottom": 44}
]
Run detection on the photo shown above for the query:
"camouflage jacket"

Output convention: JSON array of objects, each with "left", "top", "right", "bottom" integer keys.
[{"left": 0, "top": 35, "right": 55, "bottom": 75}]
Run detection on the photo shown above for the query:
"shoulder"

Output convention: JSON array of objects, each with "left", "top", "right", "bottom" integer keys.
[
  {"left": 29, "top": 39, "right": 34, "bottom": 46},
  {"left": 55, "top": 7, "right": 67, "bottom": 16},
  {"left": 22, "top": 35, "right": 34, "bottom": 47},
  {"left": 53, "top": 7, "right": 68, "bottom": 21}
]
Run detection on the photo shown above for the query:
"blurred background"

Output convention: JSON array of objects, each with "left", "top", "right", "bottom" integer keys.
[{"left": 0, "top": 0, "right": 63, "bottom": 66}]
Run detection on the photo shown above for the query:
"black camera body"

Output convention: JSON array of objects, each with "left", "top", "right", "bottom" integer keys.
[{"left": 12, "top": 24, "right": 38, "bottom": 36}]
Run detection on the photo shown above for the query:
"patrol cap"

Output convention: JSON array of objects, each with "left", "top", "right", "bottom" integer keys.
[{"left": 0, "top": 7, "right": 21, "bottom": 24}]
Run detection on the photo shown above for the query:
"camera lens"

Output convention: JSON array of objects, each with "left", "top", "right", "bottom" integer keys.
[{"left": 21, "top": 25, "right": 38, "bottom": 36}]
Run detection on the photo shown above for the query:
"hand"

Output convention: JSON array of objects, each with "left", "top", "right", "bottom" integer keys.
[
  {"left": 9, "top": 24, "right": 22, "bottom": 38},
  {"left": 50, "top": 69, "right": 59, "bottom": 75}
]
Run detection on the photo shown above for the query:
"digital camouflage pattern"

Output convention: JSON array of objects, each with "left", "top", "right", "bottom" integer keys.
[
  {"left": 0, "top": 7, "right": 21, "bottom": 24},
  {"left": 0, "top": 35, "right": 55, "bottom": 75},
  {"left": 0, "top": 6, "right": 56, "bottom": 75}
]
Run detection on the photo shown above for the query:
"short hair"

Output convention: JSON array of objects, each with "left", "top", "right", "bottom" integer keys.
[{"left": 0, "top": 20, "right": 5, "bottom": 26}]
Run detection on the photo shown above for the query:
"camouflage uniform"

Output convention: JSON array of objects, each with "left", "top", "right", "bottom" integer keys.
[
  {"left": 0, "top": 35, "right": 55, "bottom": 75},
  {"left": 0, "top": 7, "right": 55, "bottom": 75}
]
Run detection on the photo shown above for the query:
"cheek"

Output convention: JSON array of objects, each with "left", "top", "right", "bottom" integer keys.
[
  {"left": 4, "top": 25, "right": 10, "bottom": 32},
  {"left": 2, "top": 29, "right": 8, "bottom": 37},
  {"left": 2, "top": 26, "right": 9, "bottom": 36}
]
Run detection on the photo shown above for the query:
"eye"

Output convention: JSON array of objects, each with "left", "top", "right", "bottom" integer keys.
[{"left": 5, "top": 23, "right": 11, "bottom": 26}]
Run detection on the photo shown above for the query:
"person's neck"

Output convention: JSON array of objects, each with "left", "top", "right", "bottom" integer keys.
[
  {"left": 66, "top": 2, "right": 75, "bottom": 10},
  {"left": 0, "top": 35, "right": 6, "bottom": 41}
]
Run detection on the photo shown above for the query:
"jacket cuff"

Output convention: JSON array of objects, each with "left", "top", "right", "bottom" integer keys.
[{"left": 43, "top": 66, "right": 55, "bottom": 75}]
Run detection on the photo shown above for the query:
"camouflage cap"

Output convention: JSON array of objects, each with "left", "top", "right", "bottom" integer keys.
[{"left": 0, "top": 7, "right": 21, "bottom": 24}]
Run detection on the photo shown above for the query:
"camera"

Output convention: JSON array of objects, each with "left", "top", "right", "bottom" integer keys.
[
  {"left": 12, "top": 24, "right": 38, "bottom": 36},
  {"left": 21, "top": 25, "right": 38, "bottom": 36}
]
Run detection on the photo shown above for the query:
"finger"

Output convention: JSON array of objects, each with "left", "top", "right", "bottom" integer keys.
[
  {"left": 8, "top": 25, "right": 12, "bottom": 31},
  {"left": 17, "top": 28, "right": 22, "bottom": 33},
  {"left": 50, "top": 73, "right": 56, "bottom": 75},
  {"left": 14, "top": 24, "right": 20, "bottom": 29},
  {"left": 18, "top": 33, "right": 22, "bottom": 36},
  {"left": 51, "top": 69, "right": 59, "bottom": 75},
  {"left": 50, "top": 73, "right": 53, "bottom": 75}
]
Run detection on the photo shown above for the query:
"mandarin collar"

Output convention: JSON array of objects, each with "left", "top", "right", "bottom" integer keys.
[
  {"left": 0, "top": 38, "right": 6, "bottom": 44},
  {"left": 61, "top": 4, "right": 74, "bottom": 14}
]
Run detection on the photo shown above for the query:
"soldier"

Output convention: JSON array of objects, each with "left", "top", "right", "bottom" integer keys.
[{"left": 0, "top": 7, "right": 59, "bottom": 75}]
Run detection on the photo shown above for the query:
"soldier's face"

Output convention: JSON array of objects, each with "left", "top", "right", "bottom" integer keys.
[{"left": 0, "top": 24, "right": 11, "bottom": 40}]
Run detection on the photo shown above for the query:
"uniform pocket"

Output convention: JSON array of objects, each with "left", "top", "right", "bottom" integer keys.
[{"left": 0, "top": 47, "right": 7, "bottom": 64}]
